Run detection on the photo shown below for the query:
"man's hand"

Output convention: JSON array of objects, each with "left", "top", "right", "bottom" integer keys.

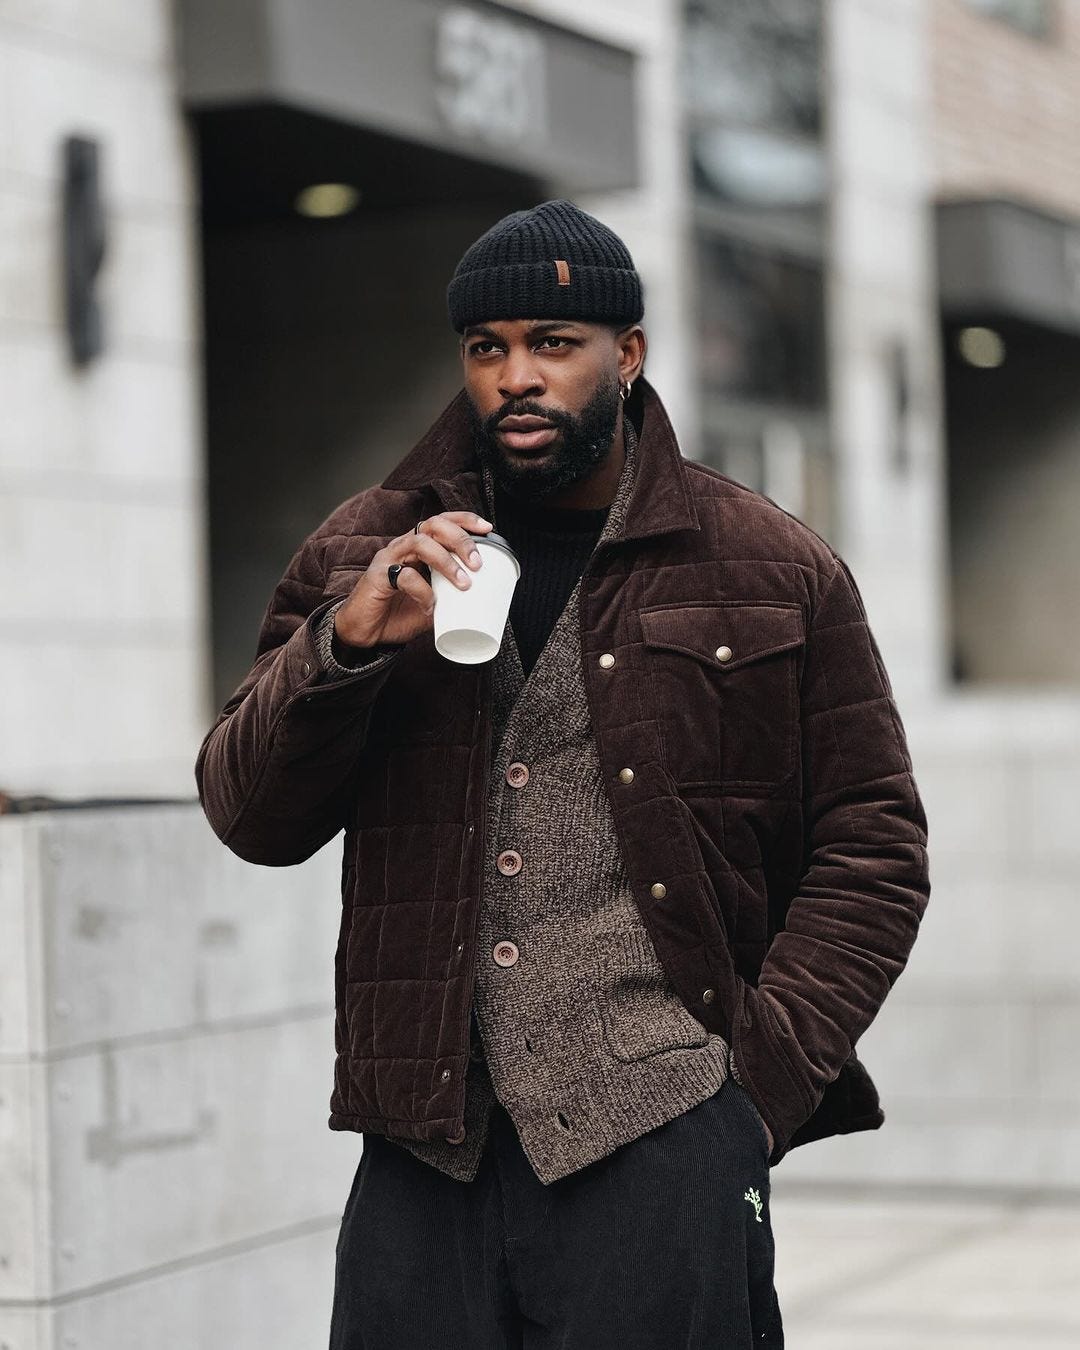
[{"left": 334, "top": 511, "right": 493, "bottom": 650}]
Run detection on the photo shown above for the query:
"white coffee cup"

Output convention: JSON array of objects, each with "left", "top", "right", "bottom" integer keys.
[{"left": 431, "top": 530, "right": 520, "bottom": 663}]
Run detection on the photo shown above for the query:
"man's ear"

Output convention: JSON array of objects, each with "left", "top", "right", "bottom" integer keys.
[{"left": 614, "top": 323, "right": 647, "bottom": 385}]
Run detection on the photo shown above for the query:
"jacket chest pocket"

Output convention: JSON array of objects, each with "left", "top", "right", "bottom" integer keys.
[{"left": 639, "top": 601, "right": 806, "bottom": 788}]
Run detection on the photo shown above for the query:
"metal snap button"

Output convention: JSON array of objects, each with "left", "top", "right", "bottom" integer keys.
[
  {"left": 702, "top": 988, "right": 716, "bottom": 1004},
  {"left": 650, "top": 882, "right": 667, "bottom": 899},
  {"left": 715, "top": 645, "right": 732, "bottom": 662},
  {"left": 618, "top": 767, "right": 635, "bottom": 783},
  {"left": 599, "top": 652, "right": 615, "bottom": 668}
]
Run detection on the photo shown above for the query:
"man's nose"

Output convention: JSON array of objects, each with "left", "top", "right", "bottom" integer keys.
[{"left": 498, "top": 356, "right": 545, "bottom": 401}]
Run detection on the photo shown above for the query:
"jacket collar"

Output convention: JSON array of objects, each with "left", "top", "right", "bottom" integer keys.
[{"left": 379, "top": 376, "right": 700, "bottom": 545}]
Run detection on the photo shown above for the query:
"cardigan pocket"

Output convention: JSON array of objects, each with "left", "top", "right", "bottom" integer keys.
[
  {"left": 595, "top": 927, "right": 711, "bottom": 1062},
  {"left": 640, "top": 600, "right": 806, "bottom": 788}
]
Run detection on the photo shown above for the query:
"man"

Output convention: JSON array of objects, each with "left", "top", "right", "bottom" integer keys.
[{"left": 195, "top": 200, "right": 930, "bottom": 1348}]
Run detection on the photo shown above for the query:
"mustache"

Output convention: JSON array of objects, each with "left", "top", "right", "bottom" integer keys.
[{"left": 482, "top": 399, "right": 572, "bottom": 436}]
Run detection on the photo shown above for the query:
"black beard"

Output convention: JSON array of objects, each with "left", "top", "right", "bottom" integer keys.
[{"left": 468, "top": 376, "right": 622, "bottom": 503}]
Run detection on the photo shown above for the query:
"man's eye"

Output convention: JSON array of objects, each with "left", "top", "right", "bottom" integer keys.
[
  {"left": 469, "top": 342, "right": 498, "bottom": 355},
  {"left": 538, "top": 336, "right": 568, "bottom": 349}
]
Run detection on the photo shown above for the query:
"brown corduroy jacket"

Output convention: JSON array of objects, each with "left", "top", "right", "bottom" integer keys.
[{"left": 194, "top": 378, "right": 930, "bottom": 1165}]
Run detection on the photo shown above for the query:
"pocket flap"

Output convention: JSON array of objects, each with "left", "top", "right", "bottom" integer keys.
[{"left": 640, "top": 602, "right": 806, "bottom": 671}]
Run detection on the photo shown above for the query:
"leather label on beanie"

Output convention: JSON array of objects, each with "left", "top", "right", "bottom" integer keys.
[{"left": 554, "top": 259, "right": 571, "bottom": 286}]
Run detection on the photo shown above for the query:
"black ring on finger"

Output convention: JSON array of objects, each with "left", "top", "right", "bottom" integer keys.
[{"left": 387, "top": 562, "right": 404, "bottom": 590}]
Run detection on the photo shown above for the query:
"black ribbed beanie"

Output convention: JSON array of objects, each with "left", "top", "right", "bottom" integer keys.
[{"left": 447, "top": 199, "right": 644, "bottom": 333}]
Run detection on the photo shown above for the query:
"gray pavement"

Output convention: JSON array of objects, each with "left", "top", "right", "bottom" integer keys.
[{"left": 771, "top": 1183, "right": 1080, "bottom": 1348}]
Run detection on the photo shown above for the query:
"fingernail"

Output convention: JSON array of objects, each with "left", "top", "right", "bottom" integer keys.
[
  {"left": 476, "top": 517, "right": 493, "bottom": 528},
  {"left": 468, "top": 549, "right": 481, "bottom": 567}
]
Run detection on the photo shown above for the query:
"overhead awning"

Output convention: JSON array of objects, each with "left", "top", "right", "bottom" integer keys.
[
  {"left": 936, "top": 197, "right": 1080, "bottom": 337},
  {"left": 177, "top": 0, "right": 638, "bottom": 192}
]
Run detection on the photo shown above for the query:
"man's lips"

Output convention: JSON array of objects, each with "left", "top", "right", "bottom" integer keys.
[
  {"left": 499, "top": 415, "right": 552, "bottom": 431},
  {"left": 497, "top": 414, "right": 558, "bottom": 452}
]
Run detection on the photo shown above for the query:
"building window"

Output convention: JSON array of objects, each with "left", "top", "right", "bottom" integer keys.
[
  {"left": 681, "top": 1, "right": 831, "bottom": 535},
  {"left": 962, "top": 0, "right": 1056, "bottom": 40},
  {"left": 684, "top": 0, "right": 825, "bottom": 209},
  {"left": 696, "top": 234, "right": 825, "bottom": 408}
]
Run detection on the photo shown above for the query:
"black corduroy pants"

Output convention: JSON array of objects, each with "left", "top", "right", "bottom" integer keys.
[{"left": 328, "top": 1074, "right": 784, "bottom": 1349}]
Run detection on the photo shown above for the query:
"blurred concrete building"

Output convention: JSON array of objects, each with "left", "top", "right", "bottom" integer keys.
[
  {"left": 798, "top": 0, "right": 1080, "bottom": 1199},
  {"left": 2, "top": 1, "right": 1079, "bottom": 1346},
  {"left": 934, "top": 0, "right": 1080, "bottom": 684}
]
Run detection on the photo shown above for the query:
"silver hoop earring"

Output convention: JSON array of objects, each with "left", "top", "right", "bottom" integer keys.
[{"left": 620, "top": 380, "right": 632, "bottom": 403}]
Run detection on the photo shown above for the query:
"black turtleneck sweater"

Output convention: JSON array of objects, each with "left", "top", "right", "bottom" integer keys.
[{"left": 493, "top": 483, "right": 609, "bottom": 677}]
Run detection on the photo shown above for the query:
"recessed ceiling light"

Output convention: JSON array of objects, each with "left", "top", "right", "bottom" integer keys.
[
  {"left": 294, "top": 183, "right": 362, "bottom": 218},
  {"left": 956, "top": 326, "right": 1005, "bottom": 368}
]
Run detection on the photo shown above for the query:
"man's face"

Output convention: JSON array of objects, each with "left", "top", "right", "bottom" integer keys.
[{"left": 461, "top": 318, "right": 625, "bottom": 502}]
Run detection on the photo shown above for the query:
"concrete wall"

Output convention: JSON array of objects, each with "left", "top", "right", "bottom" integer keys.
[
  {"left": 0, "top": 805, "right": 357, "bottom": 1348},
  {"left": 823, "top": 0, "right": 948, "bottom": 700},
  {"left": 0, "top": 1, "right": 210, "bottom": 801}
]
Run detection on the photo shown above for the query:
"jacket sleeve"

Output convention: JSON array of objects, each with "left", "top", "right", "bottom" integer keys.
[
  {"left": 740, "top": 552, "right": 931, "bottom": 1147},
  {"left": 194, "top": 514, "right": 401, "bottom": 867}
]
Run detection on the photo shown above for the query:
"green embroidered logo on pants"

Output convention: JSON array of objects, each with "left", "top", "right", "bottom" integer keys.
[{"left": 744, "top": 1186, "right": 763, "bottom": 1222}]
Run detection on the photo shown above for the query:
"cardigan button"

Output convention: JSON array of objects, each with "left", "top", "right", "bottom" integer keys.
[
  {"left": 493, "top": 940, "right": 520, "bottom": 967},
  {"left": 496, "top": 849, "right": 523, "bottom": 876},
  {"left": 506, "top": 762, "right": 529, "bottom": 788}
]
